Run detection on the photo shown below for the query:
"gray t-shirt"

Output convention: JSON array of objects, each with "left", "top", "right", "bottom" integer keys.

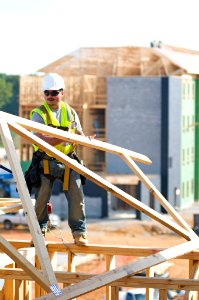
[{"left": 31, "top": 106, "right": 82, "bottom": 132}]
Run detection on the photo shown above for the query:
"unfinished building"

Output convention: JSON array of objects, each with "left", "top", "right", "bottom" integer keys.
[
  {"left": 0, "top": 43, "right": 199, "bottom": 297},
  {"left": 19, "top": 44, "right": 199, "bottom": 216},
  {"left": 19, "top": 43, "right": 199, "bottom": 169}
]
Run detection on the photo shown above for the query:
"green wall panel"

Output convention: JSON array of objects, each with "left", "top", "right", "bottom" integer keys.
[
  {"left": 181, "top": 77, "right": 195, "bottom": 207},
  {"left": 195, "top": 79, "right": 199, "bottom": 201}
]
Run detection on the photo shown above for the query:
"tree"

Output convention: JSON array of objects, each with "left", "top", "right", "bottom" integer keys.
[
  {"left": 0, "top": 74, "right": 13, "bottom": 109},
  {"left": 0, "top": 74, "right": 20, "bottom": 147},
  {"left": 0, "top": 74, "right": 19, "bottom": 115}
]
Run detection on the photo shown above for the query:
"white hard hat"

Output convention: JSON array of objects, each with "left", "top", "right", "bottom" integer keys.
[{"left": 42, "top": 73, "right": 65, "bottom": 91}]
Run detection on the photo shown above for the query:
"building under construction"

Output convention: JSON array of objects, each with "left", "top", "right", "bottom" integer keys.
[
  {"left": 19, "top": 43, "right": 199, "bottom": 163},
  {"left": 1, "top": 43, "right": 199, "bottom": 299},
  {"left": 19, "top": 43, "right": 199, "bottom": 214}
]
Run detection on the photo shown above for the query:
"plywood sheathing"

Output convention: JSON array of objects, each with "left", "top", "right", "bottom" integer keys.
[{"left": 38, "top": 45, "right": 199, "bottom": 77}]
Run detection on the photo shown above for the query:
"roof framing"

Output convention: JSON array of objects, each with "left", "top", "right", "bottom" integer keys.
[{"left": 0, "top": 111, "right": 198, "bottom": 299}]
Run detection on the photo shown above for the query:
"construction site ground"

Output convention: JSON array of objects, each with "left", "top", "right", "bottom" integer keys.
[{"left": 0, "top": 203, "right": 199, "bottom": 299}]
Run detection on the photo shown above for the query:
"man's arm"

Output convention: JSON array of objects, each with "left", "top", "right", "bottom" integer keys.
[
  {"left": 72, "top": 109, "right": 96, "bottom": 139},
  {"left": 35, "top": 132, "right": 64, "bottom": 146},
  {"left": 32, "top": 111, "right": 95, "bottom": 144},
  {"left": 77, "top": 129, "right": 96, "bottom": 139},
  {"left": 31, "top": 112, "right": 64, "bottom": 146}
]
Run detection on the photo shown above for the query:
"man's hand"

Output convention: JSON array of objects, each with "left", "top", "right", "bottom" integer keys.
[
  {"left": 88, "top": 134, "right": 96, "bottom": 140},
  {"left": 78, "top": 131, "right": 96, "bottom": 140}
]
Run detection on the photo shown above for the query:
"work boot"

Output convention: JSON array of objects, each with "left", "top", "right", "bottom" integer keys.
[
  {"left": 41, "top": 227, "right": 47, "bottom": 238},
  {"left": 30, "top": 227, "right": 47, "bottom": 247},
  {"left": 74, "top": 233, "right": 88, "bottom": 246}
]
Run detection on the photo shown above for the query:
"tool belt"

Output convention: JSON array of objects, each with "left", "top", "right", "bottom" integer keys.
[
  {"left": 40, "top": 151, "right": 86, "bottom": 191},
  {"left": 24, "top": 151, "right": 45, "bottom": 193}
]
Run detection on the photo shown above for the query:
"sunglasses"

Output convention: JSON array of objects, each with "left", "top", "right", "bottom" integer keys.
[{"left": 44, "top": 90, "right": 62, "bottom": 97}]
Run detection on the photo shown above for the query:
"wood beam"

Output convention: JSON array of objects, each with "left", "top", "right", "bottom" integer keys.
[
  {"left": 7, "top": 120, "right": 191, "bottom": 240},
  {"left": 141, "top": 58, "right": 163, "bottom": 76},
  {"left": 2, "top": 270, "right": 199, "bottom": 291},
  {"left": 0, "top": 198, "right": 21, "bottom": 205},
  {"left": 184, "top": 260, "right": 199, "bottom": 299},
  {"left": 0, "top": 111, "right": 152, "bottom": 165},
  {"left": 0, "top": 203, "right": 23, "bottom": 214},
  {"left": 35, "top": 240, "right": 199, "bottom": 299},
  {"left": 8, "top": 242, "right": 199, "bottom": 260},
  {"left": 120, "top": 153, "right": 197, "bottom": 238},
  {"left": 0, "top": 236, "right": 51, "bottom": 292},
  {"left": 0, "top": 119, "right": 58, "bottom": 291}
]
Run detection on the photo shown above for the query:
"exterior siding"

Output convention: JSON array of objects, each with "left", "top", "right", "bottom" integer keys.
[
  {"left": 181, "top": 77, "right": 195, "bottom": 207},
  {"left": 195, "top": 79, "right": 199, "bottom": 201},
  {"left": 106, "top": 77, "right": 161, "bottom": 175},
  {"left": 166, "top": 77, "right": 181, "bottom": 207},
  {"left": 107, "top": 76, "right": 191, "bottom": 209}
]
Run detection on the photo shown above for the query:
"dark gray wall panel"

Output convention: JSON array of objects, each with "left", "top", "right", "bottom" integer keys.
[
  {"left": 167, "top": 77, "right": 181, "bottom": 206},
  {"left": 107, "top": 77, "right": 161, "bottom": 174}
]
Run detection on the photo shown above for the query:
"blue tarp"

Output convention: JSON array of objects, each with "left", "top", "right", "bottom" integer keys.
[{"left": 0, "top": 173, "right": 13, "bottom": 179}]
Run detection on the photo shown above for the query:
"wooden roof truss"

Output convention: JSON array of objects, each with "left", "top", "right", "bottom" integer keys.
[{"left": 0, "top": 111, "right": 198, "bottom": 299}]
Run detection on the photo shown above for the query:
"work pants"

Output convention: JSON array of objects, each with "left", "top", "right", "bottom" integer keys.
[{"left": 34, "top": 168, "right": 86, "bottom": 237}]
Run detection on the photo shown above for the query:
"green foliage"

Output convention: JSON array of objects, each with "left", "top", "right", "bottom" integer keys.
[
  {"left": 0, "top": 74, "right": 19, "bottom": 115},
  {"left": 0, "top": 74, "right": 20, "bottom": 148},
  {"left": 0, "top": 74, "right": 13, "bottom": 109}
]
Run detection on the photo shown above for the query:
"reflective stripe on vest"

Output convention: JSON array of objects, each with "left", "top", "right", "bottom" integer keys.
[{"left": 30, "top": 101, "right": 76, "bottom": 155}]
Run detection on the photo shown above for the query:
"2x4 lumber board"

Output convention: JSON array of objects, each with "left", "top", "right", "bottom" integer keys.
[
  {"left": 145, "top": 267, "right": 154, "bottom": 300},
  {"left": 8, "top": 240, "right": 31, "bottom": 249},
  {"left": 121, "top": 153, "right": 197, "bottom": 238},
  {"left": 2, "top": 270, "right": 199, "bottom": 291},
  {"left": 106, "top": 255, "right": 116, "bottom": 300},
  {"left": 48, "top": 243, "right": 199, "bottom": 259},
  {"left": 184, "top": 261, "right": 199, "bottom": 299},
  {"left": 67, "top": 250, "right": 76, "bottom": 272},
  {"left": 159, "top": 289, "right": 167, "bottom": 300},
  {"left": 35, "top": 240, "right": 199, "bottom": 300},
  {"left": 142, "top": 58, "right": 163, "bottom": 76},
  {"left": 0, "top": 203, "right": 23, "bottom": 214},
  {"left": 110, "top": 287, "right": 119, "bottom": 299},
  {"left": 18, "top": 242, "right": 199, "bottom": 260},
  {"left": 0, "top": 111, "right": 151, "bottom": 165},
  {"left": 0, "top": 236, "right": 51, "bottom": 292},
  {"left": 8, "top": 120, "right": 191, "bottom": 240},
  {"left": 3, "top": 272, "right": 15, "bottom": 299},
  {"left": 47, "top": 243, "right": 165, "bottom": 256},
  {"left": 0, "top": 120, "right": 58, "bottom": 288},
  {"left": 0, "top": 198, "right": 21, "bottom": 205},
  {"left": 113, "top": 276, "right": 199, "bottom": 290},
  {"left": 0, "top": 269, "right": 198, "bottom": 291}
]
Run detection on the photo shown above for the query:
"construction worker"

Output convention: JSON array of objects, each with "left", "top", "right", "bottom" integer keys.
[{"left": 30, "top": 73, "right": 91, "bottom": 246}]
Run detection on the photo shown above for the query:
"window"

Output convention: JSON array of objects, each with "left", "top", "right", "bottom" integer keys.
[
  {"left": 182, "top": 182, "right": 184, "bottom": 198},
  {"left": 192, "top": 115, "right": 195, "bottom": 131},
  {"left": 182, "top": 149, "right": 185, "bottom": 165},
  {"left": 187, "top": 116, "right": 189, "bottom": 131},
  {"left": 187, "top": 148, "right": 189, "bottom": 164},
  {"left": 191, "top": 179, "right": 194, "bottom": 195},
  {"left": 182, "top": 116, "right": 185, "bottom": 132},
  {"left": 187, "top": 181, "right": 189, "bottom": 197},
  {"left": 192, "top": 147, "right": 194, "bottom": 162}
]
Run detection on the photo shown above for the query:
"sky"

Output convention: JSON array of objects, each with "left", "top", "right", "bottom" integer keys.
[{"left": 0, "top": 0, "right": 199, "bottom": 75}]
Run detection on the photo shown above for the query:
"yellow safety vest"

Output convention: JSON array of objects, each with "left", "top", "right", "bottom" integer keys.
[{"left": 30, "top": 101, "right": 76, "bottom": 155}]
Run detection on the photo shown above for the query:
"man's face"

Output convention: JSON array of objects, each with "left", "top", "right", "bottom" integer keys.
[{"left": 43, "top": 89, "right": 64, "bottom": 109}]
